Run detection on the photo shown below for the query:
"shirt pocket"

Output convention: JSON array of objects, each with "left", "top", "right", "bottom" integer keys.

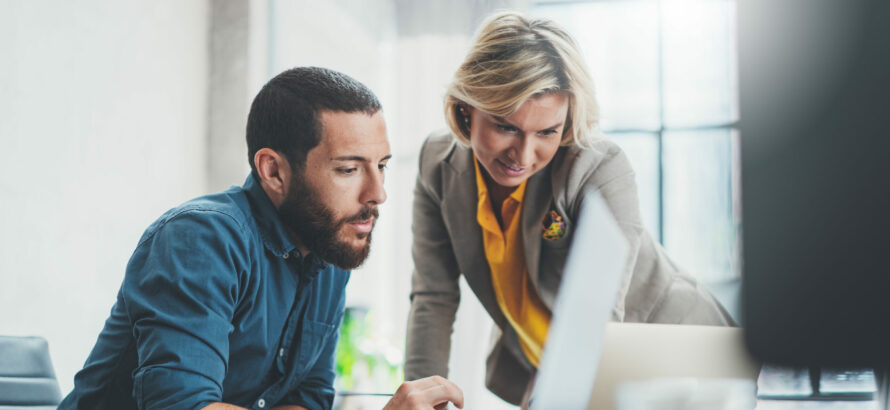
[{"left": 297, "top": 319, "right": 337, "bottom": 368}]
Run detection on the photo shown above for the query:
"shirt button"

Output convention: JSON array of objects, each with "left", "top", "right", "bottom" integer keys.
[
  {"left": 282, "top": 252, "right": 289, "bottom": 259},
  {"left": 279, "top": 348, "right": 285, "bottom": 357},
  {"left": 257, "top": 398, "right": 266, "bottom": 408}
]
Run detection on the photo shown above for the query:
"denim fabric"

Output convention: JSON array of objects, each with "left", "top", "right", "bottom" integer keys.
[{"left": 59, "top": 174, "right": 349, "bottom": 410}]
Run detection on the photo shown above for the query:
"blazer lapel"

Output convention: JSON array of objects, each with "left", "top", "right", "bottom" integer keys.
[
  {"left": 441, "top": 144, "right": 509, "bottom": 329},
  {"left": 521, "top": 164, "right": 553, "bottom": 304}
]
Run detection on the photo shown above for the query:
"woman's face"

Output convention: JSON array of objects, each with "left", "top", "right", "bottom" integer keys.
[{"left": 467, "top": 92, "right": 569, "bottom": 189}]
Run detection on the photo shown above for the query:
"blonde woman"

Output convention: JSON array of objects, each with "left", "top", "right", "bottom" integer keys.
[{"left": 404, "top": 11, "right": 732, "bottom": 404}]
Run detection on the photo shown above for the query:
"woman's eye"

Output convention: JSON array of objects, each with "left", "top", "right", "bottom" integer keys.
[
  {"left": 496, "top": 124, "right": 518, "bottom": 133},
  {"left": 378, "top": 163, "right": 389, "bottom": 171},
  {"left": 540, "top": 129, "right": 558, "bottom": 137}
]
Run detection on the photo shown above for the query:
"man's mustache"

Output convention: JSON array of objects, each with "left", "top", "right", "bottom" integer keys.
[{"left": 342, "top": 206, "right": 379, "bottom": 225}]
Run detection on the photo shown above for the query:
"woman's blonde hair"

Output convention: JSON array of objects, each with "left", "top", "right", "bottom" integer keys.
[{"left": 445, "top": 11, "right": 602, "bottom": 147}]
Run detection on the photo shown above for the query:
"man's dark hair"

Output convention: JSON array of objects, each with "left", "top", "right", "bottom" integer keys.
[{"left": 246, "top": 67, "right": 382, "bottom": 174}]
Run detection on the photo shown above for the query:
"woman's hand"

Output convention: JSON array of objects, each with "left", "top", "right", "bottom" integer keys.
[{"left": 520, "top": 370, "right": 538, "bottom": 410}]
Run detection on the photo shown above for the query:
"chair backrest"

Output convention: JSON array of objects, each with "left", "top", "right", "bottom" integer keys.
[{"left": 0, "top": 336, "right": 62, "bottom": 409}]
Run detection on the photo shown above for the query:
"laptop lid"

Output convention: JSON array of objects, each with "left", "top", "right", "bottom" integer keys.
[{"left": 530, "top": 190, "right": 629, "bottom": 409}]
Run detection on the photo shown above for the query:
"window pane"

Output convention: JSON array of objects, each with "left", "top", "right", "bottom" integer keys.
[
  {"left": 610, "top": 133, "right": 660, "bottom": 240},
  {"left": 533, "top": 1, "right": 661, "bottom": 130},
  {"left": 662, "top": 0, "right": 738, "bottom": 127},
  {"left": 663, "top": 129, "right": 739, "bottom": 281}
]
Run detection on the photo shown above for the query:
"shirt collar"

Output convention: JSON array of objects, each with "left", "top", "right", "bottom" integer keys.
[
  {"left": 242, "top": 173, "right": 331, "bottom": 274},
  {"left": 243, "top": 173, "right": 298, "bottom": 258}
]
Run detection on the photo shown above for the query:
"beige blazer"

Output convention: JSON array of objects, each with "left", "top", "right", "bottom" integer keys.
[{"left": 404, "top": 131, "right": 732, "bottom": 404}]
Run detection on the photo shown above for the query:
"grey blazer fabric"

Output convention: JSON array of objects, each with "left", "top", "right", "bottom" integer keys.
[{"left": 404, "top": 131, "right": 732, "bottom": 404}]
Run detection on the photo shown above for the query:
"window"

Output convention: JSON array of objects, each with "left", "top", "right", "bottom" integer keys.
[{"left": 533, "top": 0, "right": 741, "bottom": 282}]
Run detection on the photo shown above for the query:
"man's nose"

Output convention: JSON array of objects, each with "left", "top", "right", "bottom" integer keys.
[{"left": 361, "top": 167, "right": 387, "bottom": 205}]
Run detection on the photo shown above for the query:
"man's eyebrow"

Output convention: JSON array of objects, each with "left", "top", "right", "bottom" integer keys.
[{"left": 331, "top": 154, "right": 393, "bottom": 162}]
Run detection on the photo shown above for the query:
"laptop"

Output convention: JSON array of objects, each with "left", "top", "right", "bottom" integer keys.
[
  {"left": 591, "top": 323, "right": 761, "bottom": 409},
  {"left": 530, "top": 191, "right": 760, "bottom": 410}
]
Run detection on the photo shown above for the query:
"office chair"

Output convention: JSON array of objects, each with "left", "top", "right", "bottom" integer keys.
[{"left": 0, "top": 335, "right": 62, "bottom": 409}]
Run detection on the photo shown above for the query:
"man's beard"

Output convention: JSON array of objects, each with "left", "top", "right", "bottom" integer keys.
[{"left": 277, "top": 174, "right": 378, "bottom": 270}]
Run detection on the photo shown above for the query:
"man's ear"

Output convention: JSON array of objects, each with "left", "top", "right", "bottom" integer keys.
[{"left": 254, "top": 148, "right": 292, "bottom": 206}]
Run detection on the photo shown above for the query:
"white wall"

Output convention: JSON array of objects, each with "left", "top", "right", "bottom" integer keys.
[{"left": 0, "top": 0, "right": 209, "bottom": 393}]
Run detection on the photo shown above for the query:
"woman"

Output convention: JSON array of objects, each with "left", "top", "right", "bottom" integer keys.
[{"left": 404, "top": 11, "right": 732, "bottom": 404}]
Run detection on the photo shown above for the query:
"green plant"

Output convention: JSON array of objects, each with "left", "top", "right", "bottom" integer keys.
[{"left": 335, "top": 306, "right": 402, "bottom": 392}]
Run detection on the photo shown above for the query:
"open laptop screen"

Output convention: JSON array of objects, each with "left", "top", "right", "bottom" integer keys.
[{"left": 531, "top": 190, "right": 629, "bottom": 409}]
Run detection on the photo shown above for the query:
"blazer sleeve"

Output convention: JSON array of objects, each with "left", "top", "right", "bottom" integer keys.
[
  {"left": 569, "top": 141, "right": 733, "bottom": 326},
  {"left": 569, "top": 141, "right": 646, "bottom": 322},
  {"left": 403, "top": 136, "right": 462, "bottom": 381}
]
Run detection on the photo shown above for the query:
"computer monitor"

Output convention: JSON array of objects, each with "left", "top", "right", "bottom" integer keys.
[{"left": 740, "top": 0, "right": 890, "bottom": 367}]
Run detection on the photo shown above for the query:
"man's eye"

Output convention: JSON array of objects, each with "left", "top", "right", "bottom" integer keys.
[
  {"left": 338, "top": 168, "right": 357, "bottom": 175},
  {"left": 378, "top": 163, "right": 388, "bottom": 171}
]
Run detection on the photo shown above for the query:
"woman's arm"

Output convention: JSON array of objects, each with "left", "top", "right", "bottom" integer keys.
[
  {"left": 404, "top": 144, "right": 463, "bottom": 381},
  {"left": 570, "top": 142, "right": 646, "bottom": 322}
]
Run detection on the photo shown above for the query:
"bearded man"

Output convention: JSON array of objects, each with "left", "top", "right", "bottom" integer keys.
[{"left": 59, "top": 67, "right": 463, "bottom": 410}]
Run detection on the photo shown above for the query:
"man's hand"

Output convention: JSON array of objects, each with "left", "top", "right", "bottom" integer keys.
[
  {"left": 200, "top": 403, "right": 307, "bottom": 409},
  {"left": 383, "top": 376, "right": 464, "bottom": 410}
]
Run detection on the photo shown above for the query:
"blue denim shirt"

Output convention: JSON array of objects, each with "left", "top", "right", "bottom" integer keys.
[{"left": 59, "top": 174, "right": 349, "bottom": 410}]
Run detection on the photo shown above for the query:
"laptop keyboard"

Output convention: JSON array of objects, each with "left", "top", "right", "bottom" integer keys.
[{"left": 756, "top": 364, "right": 878, "bottom": 408}]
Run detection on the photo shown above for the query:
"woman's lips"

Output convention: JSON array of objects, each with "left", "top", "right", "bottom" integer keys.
[{"left": 497, "top": 159, "right": 527, "bottom": 177}]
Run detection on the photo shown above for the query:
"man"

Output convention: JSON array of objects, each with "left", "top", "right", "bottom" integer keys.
[{"left": 59, "top": 67, "right": 463, "bottom": 410}]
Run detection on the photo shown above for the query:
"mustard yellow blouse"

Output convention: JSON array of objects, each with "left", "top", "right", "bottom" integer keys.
[{"left": 474, "top": 156, "right": 552, "bottom": 367}]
